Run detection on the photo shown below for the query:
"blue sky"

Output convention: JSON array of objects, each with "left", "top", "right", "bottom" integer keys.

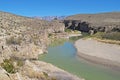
[{"left": 0, "top": 0, "right": 120, "bottom": 17}]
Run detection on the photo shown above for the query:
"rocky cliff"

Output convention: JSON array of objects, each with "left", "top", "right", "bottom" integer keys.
[
  {"left": 64, "top": 12, "right": 120, "bottom": 33},
  {"left": 0, "top": 11, "right": 83, "bottom": 80}
]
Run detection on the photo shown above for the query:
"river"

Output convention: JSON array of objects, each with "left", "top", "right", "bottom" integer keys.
[{"left": 39, "top": 41, "right": 120, "bottom": 80}]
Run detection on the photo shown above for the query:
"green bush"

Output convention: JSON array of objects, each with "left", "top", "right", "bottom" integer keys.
[
  {"left": 65, "top": 29, "right": 72, "bottom": 33},
  {"left": 65, "top": 29, "right": 81, "bottom": 34},
  {"left": 1, "top": 59, "right": 15, "bottom": 73},
  {"left": 48, "top": 33, "right": 53, "bottom": 37}
]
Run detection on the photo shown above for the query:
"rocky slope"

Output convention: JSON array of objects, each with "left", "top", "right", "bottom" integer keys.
[
  {"left": 0, "top": 11, "right": 64, "bottom": 60},
  {"left": 64, "top": 12, "right": 120, "bottom": 33},
  {"left": 0, "top": 11, "right": 83, "bottom": 80}
]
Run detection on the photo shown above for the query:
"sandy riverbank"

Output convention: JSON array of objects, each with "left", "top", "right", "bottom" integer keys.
[{"left": 75, "top": 38, "right": 120, "bottom": 70}]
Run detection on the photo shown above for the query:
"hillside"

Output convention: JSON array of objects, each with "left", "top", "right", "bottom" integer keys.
[
  {"left": 0, "top": 11, "right": 83, "bottom": 80},
  {"left": 64, "top": 12, "right": 120, "bottom": 32},
  {"left": 0, "top": 11, "right": 65, "bottom": 59}
]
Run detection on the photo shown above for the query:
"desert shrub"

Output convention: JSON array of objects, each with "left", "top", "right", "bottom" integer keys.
[
  {"left": 82, "top": 32, "right": 90, "bottom": 37},
  {"left": 31, "top": 34, "right": 40, "bottom": 45},
  {"left": 51, "top": 77, "right": 57, "bottom": 80},
  {"left": 6, "top": 36, "right": 22, "bottom": 45},
  {"left": 10, "top": 56, "right": 24, "bottom": 67},
  {"left": 17, "top": 60, "right": 24, "bottom": 67},
  {"left": 102, "top": 32, "right": 120, "bottom": 40},
  {"left": 69, "top": 36, "right": 82, "bottom": 42},
  {"left": 65, "top": 29, "right": 81, "bottom": 34},
  {"left": 1, "top": 59, "right": 15, "bottom": 73},
  {"left": 92, "top": 32, "right": 120, "bottom": 41},
  {"left": 92, "top": 32, "right": 104, "bottom": 39},
  {"left": 65, "top": 29, "right": 72, "bottom": 33},
  {"left": 43, "top": 72, "right": 48, "bottom": 78},
  {"left": 48, "top": 33, "right": 53, "bottom": 37}
]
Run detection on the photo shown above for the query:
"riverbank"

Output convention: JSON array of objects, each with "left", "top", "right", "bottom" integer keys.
[{"left": 75, "top": 38, "right": 120, "bottom": 70}]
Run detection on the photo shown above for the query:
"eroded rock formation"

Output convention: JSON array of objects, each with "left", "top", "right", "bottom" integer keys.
[{"left": 64, "top": 12, "right": 120, "bottom": 33}]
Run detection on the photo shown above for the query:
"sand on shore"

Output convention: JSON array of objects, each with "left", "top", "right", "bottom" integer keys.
[{"left": 75, "top": 38, "right": 120, "bottom": 69}]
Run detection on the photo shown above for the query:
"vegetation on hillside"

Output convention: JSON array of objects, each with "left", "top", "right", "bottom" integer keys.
[
  {"left": 1, "top": 59, "right": 15, "bottom": 73},
  {"left": 91, "top": 32, "right": 120, "bottom": 41},
  {"left": 65, "top": 29, "right": 81, "bottom": 34},
  {"left": 82, "top": 32, "right": 120, "bottom": 45},
  {"left": 6, "top": 36, "right": 22, "bottom": 45}
]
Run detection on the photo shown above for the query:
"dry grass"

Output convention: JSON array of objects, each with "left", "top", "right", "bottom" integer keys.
[
  {"left": 85, "top": 32, "right": 120, "bottom": 45},
  {"left": 94, "top": 38, "right": 120, "bottom": 45}
]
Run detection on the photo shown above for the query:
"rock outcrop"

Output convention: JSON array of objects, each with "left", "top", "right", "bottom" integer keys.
[{"left": 64, "top": 12, "right": 120, "bottom": 33}]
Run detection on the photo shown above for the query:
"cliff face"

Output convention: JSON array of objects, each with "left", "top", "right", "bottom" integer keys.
[{"left": 64, "top": 12, "right": 120, "bottom": 33}]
